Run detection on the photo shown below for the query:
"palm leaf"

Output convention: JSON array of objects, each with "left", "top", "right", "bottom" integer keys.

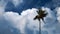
[{"left": 34, "top": 9, "right": 48, "bottom": 23}]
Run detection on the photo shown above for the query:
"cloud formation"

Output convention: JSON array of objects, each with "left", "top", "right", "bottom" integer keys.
[
  {"left": 3, "top": 7, "right": 58, "bottom": 34},
  {"left": 1, "top": 5, "right": 60, "bottom": 34},
  {"left": 3, "top": 8, "right": 39, "bottom": 34},
  {"left": 0, "top": 0, "right": 60, "bottom": 34},
  {"left": 56, "top": 7, "right": 60, "bottom": 22}
]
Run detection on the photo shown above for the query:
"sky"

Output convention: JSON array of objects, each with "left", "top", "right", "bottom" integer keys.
[{"left": 0, "top": 0, "right": 60, "bottom": 34}]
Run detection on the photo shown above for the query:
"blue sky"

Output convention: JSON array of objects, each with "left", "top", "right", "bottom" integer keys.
[{"left": 0, "top": 0, "right": 60, "bottom": 34}]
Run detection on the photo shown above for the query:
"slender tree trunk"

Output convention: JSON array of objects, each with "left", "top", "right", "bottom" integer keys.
[
  {"left": 33, "top": 21, "right": 41, "bottom": 34},
  {"left": 39, "top": 21, "right": 41, "bottom": 34}
]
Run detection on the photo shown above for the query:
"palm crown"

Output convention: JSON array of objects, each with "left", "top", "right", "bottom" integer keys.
[{"left": 34, "top": 9, "right": 48, "bottom": 23}]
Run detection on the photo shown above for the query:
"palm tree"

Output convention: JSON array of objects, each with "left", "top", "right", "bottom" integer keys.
[
  {"left": 34, "top": 9, "right": 48, "bottom": 22},
  {"left": 33, "top": 9, "right": 48, "bottom": 34}
]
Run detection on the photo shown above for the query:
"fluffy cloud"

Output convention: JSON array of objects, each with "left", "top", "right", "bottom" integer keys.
[
  {"left": 3, "top": 8, "right": 39, "bottom": 34},
  {"left": 41, "top": 7, "right": 57, "bottom": 34},
  {"left": 1, "top": 6, "right": 60, "bottom": 34},
  {"left": 41, "top": 7, "right": 60, "bottom": 34},
  {"left": 56, "top": 7, "right": 60, "bottom": 22},
  {"left": 0, "top": 0, "right": 60, "bottom": 34},
  {"left": 3, "top": 7, "right": 58, "bottom": 34}
]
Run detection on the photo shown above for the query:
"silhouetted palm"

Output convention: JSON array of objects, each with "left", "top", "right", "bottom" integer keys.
[
  {"left": 34, "top": 9, "right": 48, "bottom": 23},
  {"left": 33, "top": 9, "right": 48, "bottom": 34}
]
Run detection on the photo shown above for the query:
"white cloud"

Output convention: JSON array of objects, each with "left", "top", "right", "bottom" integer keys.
[
  {"left": 56, "top": 7, "right": 60, "bottom": 23},
  {"left": 0, "top": 0, "right": 59, "bottom": 34},
  {"left": 53, "top": 7, "right": 60, "bottom": 34},
  {"left": 3, "top": 8, "right": 39, "bottom": 34},
  {"left": 0, "top": 6, "right": 59, "bottom": 34},
  {"left": 43, "top": 7, "right": 56, "bottom": 24},
  {"left": 40, "top": 7, "right": 57, "bottom": 34},
  {"left": 3, "top": 7, "right": 58, "bottom": 34},
  {"left": 41, "top": 7, "right": 60, "bottom": 34},
  {"left": 0, "top": 3, "right": 5, "bottom": 22},
  {"left": 0, "top": 7, "right": 4, "bottom": 16}
]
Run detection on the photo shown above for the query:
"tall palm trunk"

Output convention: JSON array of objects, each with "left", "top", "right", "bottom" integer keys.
[
  {"left": 33, "top": 20, "right": 41, "bottom": 34},
  {"left": 39, "top": 21, "right": 41, "bottom": 34}
]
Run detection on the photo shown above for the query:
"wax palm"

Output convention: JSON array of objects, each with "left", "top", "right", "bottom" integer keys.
[
  {"left": 33, "top": 9, "right": 48, "bottom": 34},
  {"left": 34, "top": 9, "right": 48, "bottom": 23}
]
